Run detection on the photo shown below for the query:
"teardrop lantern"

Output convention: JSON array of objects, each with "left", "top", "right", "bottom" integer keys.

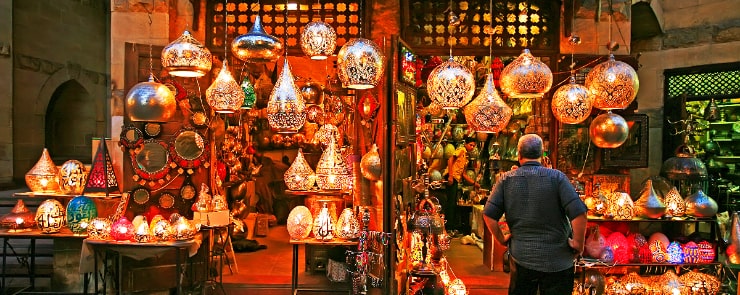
[
  {"left": 66, "top": 195, "right": 98, "bottom": 235},
  {"left": 427, "top": 58, "right": 476, "bottom": 109},
  {"left": 125, "top": 74, "right": 177, "bottom": 122},
  {"left": 231, "top": 15, "right": 284, "bottom": 63},
  {"left": 35, "top": 199, "right": 66, "bottom": 233},
  {"left": 585, "top": 54, "right": 639, "bottom": 110},
  {"left": 684, "top": 189, "right": 718, "bottom": 218},
  {"left": 25, "top": 148, "right": 60, "bottom": 193},
  {"left": 315, "top": 137, "right": 349, "bottom": 190},
  {"left": 300, "top": 21, "right": 337, "bottom": 60},
  {"left": 334, "top": 208, "right": 360, "bottom": 240},
  {"left": 284, "top": 148, "right": 316, "bottom": 191},
  {"left": 206, "top": 60, "right": 245, "bottom": 114},
  {"left": 663, "top": 186, "right": 686, "bottom": 217},
  {"left": 589, "top": 111, "right": 629, "bottom": 148},
  {"left": 360, "top": 144, "right": 382, "bottom": 181},
  {"left": 500, "top": 49, "right": 553, "bottom": 98},
  {"left": 161, "top": 29, "right": 212, "bottom": 77},
  {"left": 287, "top": 205, "right": 313, "bottom": 240},
  {"left": 551, "top": 76, "right": 592, "bottom": 124},
  {"left": 337, "top": 38, "right": 385, "bottom": 89},
  {"left": 59, "top": 160, "right": 88, "bottom": 195},
  {"left": 634, "top": 179, "right": 667, "bottom": 219},
  {"left": 463, "top": 73, "right": 512, "bottom": 133},
  {"left": 266, "top": 59, "right": 307, "bottom": 133}
]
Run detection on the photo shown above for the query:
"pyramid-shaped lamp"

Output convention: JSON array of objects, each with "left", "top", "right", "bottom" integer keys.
[{"left": 84, "top": 139, "right": 120, "bottom": 197}]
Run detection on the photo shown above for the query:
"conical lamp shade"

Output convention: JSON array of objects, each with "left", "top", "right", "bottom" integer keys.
[
  {"left": 0, "top": 200, "right": 36, "bottom": 230},
  {"left": 663, "top": 187, "right": 685, "bottom": 217},
  {"left": 551, "top": 76, "right": 592, "bottom": 124},
  {"left": 300, "top": 21, "right": 337, "bottom": 60},
  {"left": 284, "top": 148, "right": 316, "bottom": 191},
  {"left": 500, "top": 49, "right": 553, "bottom": 98},
  {"left": 161, "top": 29, "right": 212, "bottom": 77},
  {"left": 267, "top": 59, "right": 307, "bottom": 133},
  {"left": 463, "top": 73, "right": 512, "bottom": 133},
  {"left": 207, "top": 60, "right": 245, "bottom": 114},
  {"left": 84, "top": 139, "right": 120, "bottom": 195},
  {"left": 231, "top": 15, "right": 284, "bottom": 63},
  {"left": 634, "top": 179, "right": 666, "bottom": 219},
  {"left": 125, "top": 74, "right": 177, "bottom": 122},
  {"left": 25, "top": 148, "right": 60, "bottom": 193},
  {"left": 586, "top": 54, "right": 639, "bottom": 110},
  {"left": 315, "top": 138, "right": 349, "bottom": 190},
  {"left": 241, "top": 77, "right": 257, "bottom": 109},
  {"left": 337, "top": 38, "right": 385, "bottom": 89},
  {"left": 427, "top": 58, "right": 476, "bottom": 109}
]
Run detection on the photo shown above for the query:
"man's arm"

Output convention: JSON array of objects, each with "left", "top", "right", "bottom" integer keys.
[
  {"left": 484, "top": 215, "right": 509, "bottom": 245},
  {"left": 567, "top": 213, "right": 587, "bottom": 255}
]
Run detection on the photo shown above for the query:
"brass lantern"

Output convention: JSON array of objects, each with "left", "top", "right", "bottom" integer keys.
[
  {"left": 313, "top": 123, "right": 342, "bottom": 147},
  {"left": 161, "top": 29, "right": 212, "bottom": 77},
  {"left": 427, "top": 58, "right": 476, "bottom": 109},
  {"left": 551, "top": 76, "right": 592, "bottom": 124},
  {"left": 267, "top": 59, "right": 307, "bottom": 133},
  {"left": 87, "top": 217, "right": 112, "bottom": 240},
  {"left": 25, "top": 148, "right": 60, "bottom": 193},
  {"left": 585, "top": 54, "right": 639, "bottom": 110},
  {"left": 315, "top": 137, "right": 349, "bottom": 190},
  {"left": 500, "top": 49, "right": 553, "bottom": 98},
  {"left": 231, "top": 15, "right": 284, "bottom": 64},
  {"left": 336, "top": 38, "right": 385, "bottom": 89},
  {"left": 206, "top": 60, "right": 245, "bottom": 114},
  {"left": 0, "top": 200, "right": 36, "bottom": 231},
  {"left": 59, "top": 160, "right": 88, "bottom": 195},
  {"left": 634, "top": 179, "right": 666, "bottom": 219},
  {"left": 663, "top": 187, "right": 686, "bottom": 217},
  {"left": 300, "top": 21, "right": 337, "bottom": 60},
  {"left": 334, "top": 208, "right": 359, "bottom": 240},
  {"left": 284, "top": 148, "right": 316, "bottom": 191},
  {"left": 463, "top": 73, "right": 512, "bottom": 133},
  {"left": 589, "top": 111, "right": 629, "bottom": 148},
  {"left": 125, "top": 74, "right": 178, "bottom": 122},
  {"left": 287, "top": 205, "right": 313, "bottom": 240},
  {"left": 360, "top": 144, "right": 382, "bottom": 181}
]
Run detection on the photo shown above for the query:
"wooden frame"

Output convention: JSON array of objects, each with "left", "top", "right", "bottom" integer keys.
[
  {"left": 587, "top": 174, "right": 631, "bottom": 197},
  {"left": 602, "top": 114, "right": 649, "bottom": 168}
]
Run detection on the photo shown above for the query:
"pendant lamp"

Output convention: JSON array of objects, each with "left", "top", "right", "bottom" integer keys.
[
  {"left": 126, "top": 74, "right": 177, "bottom": 122},
  {"left": 551, "top": 76, "right": 592, "bottom": 124},
  {"left": 161, "top": 29, "right": 212, "bottom": 77},
  {"left": 586, "top": 54, "right": 639, "bottom": 110},
  {"left": 337, "top": 38, "right": 385, "bottom": 89},
  {"left": 301, "top": 21, "right": 337, "bottom": 60},
  {"left": 206, "top": 60, "right": 245, "bottom": 113},
  {"left": 315, "top": 137, "right": 349, "bottom": 190},
  {"left": 231, "top": 15, "right": 284, "bottom": 64},
  {"left": 500, "top": 49, "right": 553, "bottom": 98},
  {"left": 589, "top": 111, "right": 629, "bottom": 148},
  {"left": 267, "top": 59, "right": 307, "bottom": 133},
  {"left": 241, "top": 77, "right": 257, "bottom": 109},
  {"left": 463, "top": 73, "right": 512, "bottom": 133},
  {"left": 427, "top": 58, "right": 476, "bottom": 109}
]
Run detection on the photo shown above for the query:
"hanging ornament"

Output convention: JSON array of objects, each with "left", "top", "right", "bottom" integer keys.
[
  {"left": 426, "top": 58, "right": 475, "bottom": 109},
  {"left": 240, "top": 76, "right": 257, "bottom": 109},
  {"left": 284, "top": 148, "right": 316, "bottom": 191},
  {"left": 25, "top": 148, "right": 60, "bottom": 193},
  {"left": 634, "top": 179, "right": 666, "bottom": 219},
  {"left": 589, "top": 111, "right": 629, "bottom": 148},
  {"left": 336, "top": 38, "right": 385, "bottom": 89},
  {"left": 300, "top": 21, "right": 337, "bottom": 60},
  {"left": 360, "top": 144, "right": 382, "bottom": 181},
  {"left": 500, "top": 49, "right": 553, "bottom": 98},
  {"left": 464, "top": 73, "right": 512, "bottom": 133},
  {"left": 206, "top": 60, "right": 245, "bottom": 114},
  {"left": 586, "top": 54, "right": 639, "bottom": 110},
  {"left": 161, "top": 30, "right": 212, "bottom": 77},
  {"left": 231, "top": 15, "right": 284, "bottom": 63},
  {"left": 125, "top": 74, "right": 178, "bottom": 122},
  {"left": 66, "top": 195, "right": 98, "bottom": 235},
  {"left": 334, "top": 208, "right": 359, "bottom": 239},
  {"left": 267, "top": 59, "right": 307, "bottom": 133},
  {"left": 300, "top": 80, "right": 323, "bottom": 105},
  {"left": 359, "top": 91, "right": 380, "bottom": 126},
  {"left": 551, "top": 76, "right": 592, "bottom": 124},
  {"left": 287, "top": 205, "right": 313, "bottom": 240},
  {"left": 684, "top": 189, "right": 718, "bottom": 218},
  {"left": 58, "top": 160, "right": 88, "bottom": 195}
]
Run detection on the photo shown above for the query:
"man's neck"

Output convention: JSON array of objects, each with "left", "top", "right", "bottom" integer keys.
[{"left": 518, "top": 158, "right": 541, "bottom": 165}]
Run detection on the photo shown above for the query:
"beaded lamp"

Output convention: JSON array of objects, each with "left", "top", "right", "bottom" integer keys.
[
  {"left": 300, "top": 21, "right": 337, "bottom": 60},
  {"left": 463, "top": 73, "right": 512, "bottom": 133},
  {"left": 551, "top": 75, "right": 592, "bottom": 124},
  {"left": 161, "top": 30, "right": 212, "bottom": 77},
  {"left": 586, "top": 54, "right": 639, "bottom": 110},
  {"left": 267, "top": 59, "right": 307, "bottom": 133},
  {"left": 207, "top": 60, "right": 245, "bottom": 114},
  {"left": 337, "top": 38, "right": 385, "bottom": 89},
  {"left": 284, "top": 148, "right": 316, "bottom": 191},
  {"left": 426, "top": 58, "right": 475, "bottom": 109},
  {"left": 25, "top": 148, "right": 60, "bottom": 193},
  {"left": 499, "top": 49, "right": 553, "bottom": 98}
]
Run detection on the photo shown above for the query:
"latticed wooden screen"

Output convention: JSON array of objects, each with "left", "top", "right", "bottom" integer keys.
[
  {"left": 666, "top": 68, "right": 740, "bottom": 100},
  {"left": 206, "top": 0, "right": 363, "bottom": 56},
  {"left": 402, "top": 0, "right": 560, "bottom": 56}
]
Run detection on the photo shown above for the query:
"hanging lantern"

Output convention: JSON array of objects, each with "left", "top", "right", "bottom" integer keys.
[
  {"left": 111, "top": 217, "right": 135, "bottom": 241},
  {"left": 87, "top": 218, "right": 111, "bottom": 240},
  {"left": 300, "top": 81, "right": 323, "bottom": 105},
  {"left": 447, "top": 278, "right": 467, "bottom": 295},
  {"left": 551, "top": 76, "right": 592, "bottom": 124},
  {"left": 300, "top": 21, "right": 337, "bottom": 60},
  {"left": 305, "top": 104, "right": 324, "bottom": 123},
  {"left": 151, "top": 218, "right": 174, "bottom": 241},
  {"left": 586, "top": 54, "right": 639, "bottom": 110},
  {"left": 336, "top": 38, "right": 385, "bottom": 89},
  {"left": 360, "top": 144, "right": 382, "bottom": 181},
  {"left": 0, "top": 200, "right": 36, "bottom": 231},
  {"left": 173, "top": 216, "right": 197, "bottom": 240},
  {"left": 499, "top": 49, "right": 553, "bottom": 98},
  {"left": 634, "top": 179, "right": 666, "bottom": 219},
  {"left": 312, "top": 201, "right": 335, "bottom": 241},
  {"left": 284, "top": 148, "right": 316, "bottom": 191},
  {"left": 334, "top": 208, "right": 359, "bottom": 240},
  {"left": 125, "top": 74, "right": 177, "bottom": 122},
  {"left": 134, "top": 221, "right": 152, "bottom": 243},
  {"left": 463, "top": 73, "right": 512, "bottom": 133},
  {"left": 35, "top": 199, "right": 65, "bottom": 233},
  {"left": 267, "top": 59, "right": 307, "bottom": 133},
  {"left": 287, "top": 205, "right": 313, "bottom": 240},
  {"left": 240, "top": 76, "right": 257, "bottom": 109},
  {"left": 161, "top": 29, "right": 212, "bottom": 77},
  {"left": 663, "top": 186, "right": 686, "bottom": 217},
  {"left": 206, "top": 60, "right": 245, "bottom": 114},
  {"left": 25, "top": 148, "right": 60, "bottom": 193},
  {"left": 231, "top": 15, "right": 284, "bottom": 63},
  {"left": 589, "top": 111, "right": 629, "bottom": 148},
  {"left": 684, "top": 189, "right": 718, "bottom": 218},
  {"left": 315, "top": 138, "right": 350, "bottom": 190},
  {"left": 661, "top": 145, "right": 708, "bottom": 181},
  {"left": 607, "top": 192, "right": 634, "bottom": 220},
  {"left": 426, "top": 58, "right": 475, "bottom": 109},
  {"left": 359, "top": 91, "right": 380, "bottom": 124},
  {"left": 66, "top": 195, "right": 98, "bottom": 235},
  {"left": 58, "top": 160, "right": 88, "bottom": 195}
]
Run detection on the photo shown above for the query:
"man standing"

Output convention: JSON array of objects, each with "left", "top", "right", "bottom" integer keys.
[
  {"left": 446, "top": 137, "right": 479, "bottom": 233},
  {"left": 483, "top": 134, "right": 587, "bottom": 295}
]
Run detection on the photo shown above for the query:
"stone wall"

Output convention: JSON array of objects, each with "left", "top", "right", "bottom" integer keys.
[{"left": 0, "top": 0, "right": 13, "bottom": 187}]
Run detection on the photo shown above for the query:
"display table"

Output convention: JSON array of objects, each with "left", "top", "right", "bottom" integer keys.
[
  {"left": 14, "top": 192, "right": 122, "bottom": 218},
  {"left": 289, "top": 239, "right": 357, "bottom": 295}
]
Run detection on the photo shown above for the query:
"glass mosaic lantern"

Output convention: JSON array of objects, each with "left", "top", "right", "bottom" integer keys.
[
  {"left": 427, "top": 58, "right": 475, "bottom": 109},
  {"left": 336, "top": 38, "right": 384, "bottom": 89},
  {"left": 161, "top": 29, "right": 212, "bottom": 78},
  {"left": 315, "top": 138, "right": 349, "bottom": 190},
  {"left": 59, "top": 160, "right": 88, "bottom": 195},
  {"left": 25, "top": 148, "right": 60, "bottom": 193},
  {"left": 35, "top": 199, "right": 66, "bottom": 233},
  {"left": 586, "top": 54, "right": 639, "bottom": 110},
  {"left": 287, "top": 205, "right": 313, "bottom": 240},
  {"left": 240, "top": 77, "right": 257, "bottom": 109},
  {"left": 66, "top": 195, "right": 98, "bottom": 235},
  {"left": 206, "top": 60, "right": 245, "bottom": 114},
  {"left": 125, "top": 74, "right": 177, "bottom": 122},
  {"left": 312, "top": 201, "right": 335, "bottom": 241},
  {"left": 551, "top": 76, "right": 592, "bottom": 124},
  {"left": 683, "top": 241, "right": 700, "bottom": 263},
  {"left": 463, "top": 73, "right": 512, "bottom": 133},
  {"left": 87, "top": 217, "right": 111, "bottom": 240},
  {"left": 111, "top": 217, "right": 135, "bottom": 241},
  {"left": 300, "top": 21, "right": 337, "bottom": 60},
  {"left": 607, "top": 192, "right": 634, "bottom": 220},
  {"left": 334, "top": 208, "right": 359, "bottom": 240},
  {"left": 500, "top": 49, "right": 553, "bottom": 98},
  {"left": 663, "top": 186, "right": 686, "bottom": 217},
  {"left": 666, "top": 241, "right": 684, "bottom": 264},
  {"left": 267, "top": 59, "right": 307, "bottom": 133},
  {"left": 134, "top": 221, "right": 152, "bottom": 243},
  {"left": 151, "top": 219, "right": 174, "bottom": 241},
  {"left": 284, "top": 148, "right": 316, "bottom": 191},
  {"left": 447, "top": 279, "right": 467, "bottom": 295}
]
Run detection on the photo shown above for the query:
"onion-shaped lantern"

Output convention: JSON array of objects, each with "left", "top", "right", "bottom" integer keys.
[
  {"left": 231, "top": 16, "right": 284, "bottom": 63},
  {"left": 589, "top": 111, "right": 629, "bottom": 148},
  {"left": 360, "top": 144, "right": 382, "bottom": 181},
  {"left": 35, "top": 199, "right": 66, "bottom": 233},
  {"left": 161, "top": 29, "right": 212, "bottom": 77},
  {"left": 206, "top": 60, "right": 245, "bottom": 114},
  {"left": 25, "top": 148, "right": 60, "bottom": 193},
  {"left": 66, "top": 195, "right": 98, "bottom": 235},
  {"left": 586, "top": 54, "right": 639, "bottom": 110},
  {"left": 684, "top": 189, "right": 718, "bottom": 218},
  {"left": 240, "top": 77, "right": 257, "bottom": 109},
  {"left": 125, "top": 74, "right": 177, "bottom": 122},
  {"left": 284, "top": 148, "right": 316, "bottom": 191},
  {"left": 500, "top": 49, "right": 553, "bottom": 98},
  {"left": 315, "top": 137, "right": 349, "bottom": 190},
  {"left": 634, "top": 179, "right": 666, "bottom": 219},
  {"left": 267, "top": 59, "right": 307, "bottom": 133},
  {"left": 551, "top": 76, "right": 592, "bottom": 124},
  {"left": 0, "top": 200, "right": 36, "bottom": 231},
  {"left": 111, "top": 217, "right": 135, "bottom": 241},
  {"left": 87, "top": 218, "right": 111, "bottom": 240},
  {"left": 287, "top": 205, "right": 313, "bottom": 240},
  {"left": 661, "top": 145, "right": 708, "bottom": 181},
  {"left": 427, "top": 58, "right": 475, "bottom": 109},
  {"left": 300, "top": 21, "right": 337, "bottom": 60},
  {"left": 173, "top": 216, "right": 197, "bottom": 240},
  {"left": 463, "top": 73, "right": 512, "bottom": 133},
  {"left": 59, "top": 160, "right": 88, "bottom": 195},
  {"left": 336, "top": 38, "right": 385, "bottom": 89}
]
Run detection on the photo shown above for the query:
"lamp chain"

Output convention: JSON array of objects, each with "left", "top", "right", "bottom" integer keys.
[{"left": 147, "top": 11, "right": 154, "bottom": 78}]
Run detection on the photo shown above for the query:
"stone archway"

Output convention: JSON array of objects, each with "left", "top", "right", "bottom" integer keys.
[{"left": 45, "top": 80, "right": 97, "bottom": 163}]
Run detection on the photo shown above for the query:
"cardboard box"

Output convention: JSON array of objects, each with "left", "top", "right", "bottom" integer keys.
[{"left": 193, "top": 210, "right": 230, "bottom": 227}]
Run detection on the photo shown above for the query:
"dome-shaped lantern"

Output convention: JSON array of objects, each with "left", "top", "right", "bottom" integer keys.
[
  {"left": 551, "top": 76, "right": 592, "bottom": 124},
  {"left": 661, "top": 145, "right": 708, "bottom": 181},
  {"left": 586, "top": 54, "right": 639, "bottom": 110},
  {"left": 463, "top": 73, "right": 512, "bottom": 133},
  {"left": 161, "top": 30, "right": 212, "bottom": 77},
  {"left": 300, "top": 21, "right": 337, "bottom": 60},
  {"left": 589, "top": 111, "right": 629, "bottom": 148},
  {"left": 500, "top": 49, "right": 553, "bottom": 98},
  {"left": 267, "top": 59, "right": 307, "bottom": 133},
  {"left": 206, "top": 60, "right": 245, "bottom": 114},
  {"left": 336, "top": 38, "right": 385, "bottom": 89},
  {"left": 231, "top": 15, "right": 284, "bottom": 64},
  {"left": 125, "top": 74, "right": 177, "bottom": 122},
  {"left": 427, "top": 58, "right": 476, "bottom": 109}
]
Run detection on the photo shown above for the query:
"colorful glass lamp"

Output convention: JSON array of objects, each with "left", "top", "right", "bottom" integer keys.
[{"left": 84, "top": 139, "right": 120, "bottom": 197}]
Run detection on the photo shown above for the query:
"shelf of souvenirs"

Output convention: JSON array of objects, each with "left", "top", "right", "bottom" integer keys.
[
  {"left": 575, "top": 258, "right": 721, "bottom": 268},
  {"left": 284, "top": 189, "right": 352, "bottom": 197},
  {"left": 14, "top": 192, "right": 122, "bottom": 199},
  {"left": 586, "top": 216, "right": 717, "bottom": 223}
]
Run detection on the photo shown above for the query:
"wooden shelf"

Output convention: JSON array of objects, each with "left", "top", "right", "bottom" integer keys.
[
  {"left": 587, "top": 216, "right": 717, "bottom": 222},
  {"left": 708, "top": 121, "right": 737, "bottom": 125},
  {"left": 718, "top": 103, "right": 740, "bottom": 108},
  {"left": 285, "top": 189, "right": 351, "bottom": 197}
]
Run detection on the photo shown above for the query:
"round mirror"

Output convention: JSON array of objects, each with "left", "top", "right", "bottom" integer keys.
[
  {"left": 144, "top": 122, "right": 162, "bottom": 137},
  {"left": 175, "top": 131, "right": 205, "bottom": 160},
  {"left": 132, "top": 188, "right": 150, "bottom": 205},
  {"left": 159, "top": 193, "right": 175, "bottom": 209},
  {"left": 181, "top": 183, "right": 196, "bottom": 200},
  {"left": 120, "top": 125, "right": 143, "bottom": 149},
  {"left": 135, "top": 141, "right": 169, "bottom": 174}
]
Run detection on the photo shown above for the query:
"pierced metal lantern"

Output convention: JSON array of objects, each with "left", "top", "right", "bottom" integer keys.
[
  {"left": 59, "top": 160, "right": 88, "bottom": 195},
  {"left": 173, "top": 216, "right": 197, "bottom": 240},
  {"left": 360, "top": 144, "right": 382, "bottom": 181},
  {"left": 162, "top": 30, "right": 212, "bottom": 77},
  {"left": 25, "top": 148, "right": 60, "bottom": 193},
  {"left": 551, "top": 76, "right": 592, "bottom": 124},
  {"left": 315, "top": 138, "right": 349, "bottom": 190},
  {"left": 634, "top": 179, "right": 666, "bottom": 219},
  {"left": 334, "top": 208, "right": 359, "bottom": 240},
  {"left": 125, "top": 74, "right": 177, "bottom": 122},
  {"left": 285, "top": 148, "right": 316, "bottom": 191},
  {"left": 0, "top": 200, "right": 36, "bottom": 231},
  {"left": 661, "top": 145, "right": 708, "bottom": 181},
  {"left": 500, "top": 49, "right": 553, "bottom": 98},
  {"left": 207, "top": 60, "right": 245, "bottom": 114},
  {"left": 427, "top": 58, "right": 475, "bottom": 109},
  {"left": 134, "top": 221, "right": 152, "bottom": 243},
  {"left": 336, "top": 38, "right": 385, "bottom": 89},
  {"left": 314, "top": 123, "right": 341, "bottom": 147},
  {"left": 240, "top": 77, "right": 257, "bottom": 109},
  {"left": 663, "top": 186, "right": 686, "bottom": 217},
  {"left": 589, "top": 111, "right": 629, "bottom": 148},
  {"left": 87, "top": 218, "right": 111, "bottom": 240},
  {"left": 586, "top": 54, "right": 639, "bottom": 110},
  {"left": 463, "top": 73, "right": 512, "bottom": 133},
  {"left": 287, "top": 205, "right": 313, "bottom": 240},
  {"left": 151, "top": 219, "right": 174, "bottom": 241},
  {"left": 300, "top": 81, "right": 323, "bottom": 105},
  {"left": 267, "top": 59, "right": 307, "bottom": 133},
  {"left": 300, "top": 21, "right": 337, "bottom": 60},
  {"left": 35, "top": 199, "right": 66, "bottom": 233},
  {"left": 66, "top": 195, "right": 97, "bottom": 235},
  {"left": 312, "top": 201, "right": 335, "bottom": 241},
  {"left": 231, "top": 15, "right": 284, "bottom": 64},
  {"left": 607, "top": 192, "right": 634, "bottom": 220}
]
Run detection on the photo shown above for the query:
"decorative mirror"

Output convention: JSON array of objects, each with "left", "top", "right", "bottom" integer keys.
[
  {"left": 180, "top": 177, "right": 197, "bottom": 200},
  {"left": 191, "top": 111, "right": 208, "bottom": 127},
  {"left": 158, "top": 192, "right": 175, "bottom": 209},
  {"left": 131, "top": 140, "right": 171, "bottom": 181},
  {"left": 119, "top": 125, "right": 144, "bottom": 149},
  {"left": 132, "top": 187, "right": 150, "bottom": 205},
  {"left": 144, "top": 122, "right": 162, "bottom": 137},
  {"left": 170, "top": 129, "right": 209, "bottom": 170}
]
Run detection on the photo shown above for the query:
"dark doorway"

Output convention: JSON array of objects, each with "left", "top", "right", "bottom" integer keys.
[{"left": 45, "top": 80, "right": 96, "bottom": 164}]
